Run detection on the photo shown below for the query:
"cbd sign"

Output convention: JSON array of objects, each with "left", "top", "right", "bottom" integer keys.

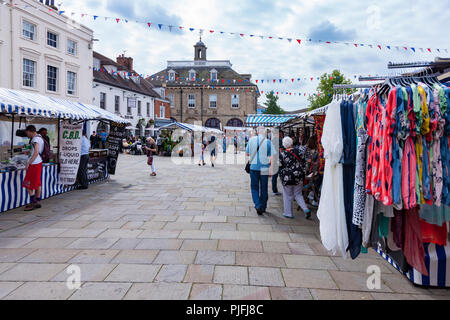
[{"left": 62, "top": 130, "right": 80, "bottom": 140}]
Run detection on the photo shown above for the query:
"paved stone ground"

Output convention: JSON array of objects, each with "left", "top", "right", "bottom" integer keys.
[{"left": 0, "top": 152, "right": 449, "bottom": 300}]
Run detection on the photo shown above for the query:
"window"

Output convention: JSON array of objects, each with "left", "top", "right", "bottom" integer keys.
[
  {"left": 22, "top": 21, "right": 35, "bottom": 40},
  {"left": 67, "top": 39, "right": 77, "bottom": 55},
  {"left": 160, "top": 105, "right": 165, "bottom": 118},
  {"left": 137, "top": 101, "right": 142, "bottom": 116},
  {"left": 147, "top": 102, "right": 151, "bottom": 116},
  {"left": 209, "top": 94, "right": 217, "bottom": 108},
  {"left": 47, "top": 65, "right": 58, "bottom": 92},
  {"left": 168, "top": 94, "right": 174, "bottom": 108},
  {"left": 127, "top": 97, "right": 136, "bottom": 115},
  {"left": 227, "top": 118, "right": 244, "bottom": 127},
  {"left": 168, "top": 71, "right": 175, "bottom": 81},
  {"left": 205, "top": 118, "right": 221, "bottom": 129},
  {"left": 23, "top": 58, "right": 36, "bottom": 88},
  {"left": 210, "top": 70, "right": 218, "bottom": 81},
  {"left": 231, "top": 94, "right": 239, "bottom": 108},
  {"left": 189, "top": 70, "right": 196, "bottom": 81},
  {"left": 67, "top": 71, "right": 76, "bottom": 95},
  {"left": 100, "top": 92, "right": 106, "bottom": 109},
  {"left": 115, "top": 96, "right": 120, "bottom": 113},
  {"left": 188, "top": 94, "right": 195, "bottom": 108},
  {"left": 47, "top": 31, "right": 58, "bottom": 48}
]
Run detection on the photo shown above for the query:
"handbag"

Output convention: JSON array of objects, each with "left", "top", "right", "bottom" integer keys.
[
  {"left": 147, "top": 156, "right": 153, "bottom": 166},
  {"left": 245, "top": 138, "right": 266, "bottom": 174}
]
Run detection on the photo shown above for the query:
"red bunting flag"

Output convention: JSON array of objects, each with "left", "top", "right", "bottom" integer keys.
[
  {"left": 261, "top": 91, "right": 263, "bottom": 94},
  {"left": 377, "top": 45, "right": 381, "bottom": 50},
  {"left": 354, "top": 44, "right": 358, "bottom": 47},
  {"left": 240, "top": 34, "right": 244, "bottom": 37},
  {"left": 427, "top": 48, "right": 432, "bottom": 52},
  {"left": 404, "top": 47, "right": 408, "bottom": 50},
  {"left": 268, "top": 36, "right": 273, "bottom": 39},
  {"left": 256, "top": 80, "right": 258, "bottom": 83},
  {"left": 273, "top": 80, "right": 276, "bottom": 83},
  {"left": 147, "top": 22, "right": 151, "bottom": 28},
  {"left": 291, "top": 79, "right": 294, "bottom": 82},
  {"left": 179, "top": 26, "right": 183, "bottom": 30},
  {"left": 116, "top": 18, "right": 120, "bottom": 23},
  {"left": 210, "top": 30, "right": 214, "bottom": 33},
  {"left": 326, "top": 41, "right": 331, "bottom": 44},
  {"left": 296, "top": 39, "right": 301, "bottom": 44}
]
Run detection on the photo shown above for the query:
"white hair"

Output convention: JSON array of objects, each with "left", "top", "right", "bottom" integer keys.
[
  {"left": 257, "top": 126, "right": 267, "bottom": 136},
  {"left": 282, "top": 137, "right": 293, "bottom": 149}
]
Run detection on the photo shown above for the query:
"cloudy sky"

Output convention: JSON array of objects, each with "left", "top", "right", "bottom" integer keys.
[{"left": 60, "top": 0, "right": 450, "bottom": 111}]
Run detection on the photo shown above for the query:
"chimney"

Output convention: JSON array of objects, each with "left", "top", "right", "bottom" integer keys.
[{"left": 116, "top": 54, "right": 133, "bottom": 71}]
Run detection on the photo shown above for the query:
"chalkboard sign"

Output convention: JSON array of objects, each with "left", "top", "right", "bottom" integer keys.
[
  {"left": 88, "top": 157, "right": 107, "bottom": 182},
  {"left": 107, "top": 122, "right": 125, "bottom": 175}
]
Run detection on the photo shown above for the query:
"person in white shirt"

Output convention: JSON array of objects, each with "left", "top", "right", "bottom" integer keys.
[
  {"left": 77, "top": 131, "right": 91, "bottom": 190},
  {"left": 23, "top": 125, "right": 44, "bottom": 211}
]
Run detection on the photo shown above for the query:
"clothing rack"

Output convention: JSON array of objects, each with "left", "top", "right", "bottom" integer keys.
[
  {"left": 387, "top": 61, "right": 450, "bottom": 69},
  {"left": 332, "top": 84, "right": 373, "bottom": 89},
  {"left": 358, "top": 76, "right": 386, "bottom": 81}
]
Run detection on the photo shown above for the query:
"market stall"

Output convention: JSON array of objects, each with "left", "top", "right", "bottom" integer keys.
[
  {"left": 0, "top": 88, "right": 128, "bottom": 213},
  {"left": 245, "top": 114, "right": 298, "bottom": 128}
]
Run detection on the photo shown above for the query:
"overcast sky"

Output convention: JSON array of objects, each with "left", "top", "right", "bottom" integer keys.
[{"left": 60, "top": 0, "right": 450, "bottom": 111}]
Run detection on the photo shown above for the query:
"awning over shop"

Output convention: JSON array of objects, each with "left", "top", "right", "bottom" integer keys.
[
  {"left": 0, "top": 88, "right": 128, "bottom": 123},
  {"left": 245, "top": 114, "right": 298, "bottom": 127},
  {"left": 158, "top": 122, "right": 223, "bottom": 134},
  {"left": 155, "top": 118, "right": 175, "bottom": 128}
]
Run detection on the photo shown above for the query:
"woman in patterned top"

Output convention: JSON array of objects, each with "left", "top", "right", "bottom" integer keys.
[{"left": 279, "top": 137, "right": 312, "bottom": 220}]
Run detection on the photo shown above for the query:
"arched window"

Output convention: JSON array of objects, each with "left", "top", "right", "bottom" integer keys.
[
  {"left": 205, "top": 118, "right": 221, "bottom": 129},
  {"left": 226, "top": 118, "right": 243, "bottom": 127}
]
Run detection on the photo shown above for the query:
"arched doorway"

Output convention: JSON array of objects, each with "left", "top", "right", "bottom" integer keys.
[
  {"left": 226, "top": 118, "right": 244, "bottom": 127},
  {"left": 184, "top": 118, "right": 198, "bottom": 125},
  {"left": 205, "top": 118, "right": 221, "bottom": 129}
]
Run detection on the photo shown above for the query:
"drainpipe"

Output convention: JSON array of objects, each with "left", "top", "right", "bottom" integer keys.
[
  {"left": 180, "top": 88, "right": 183, "bottom": 122},
  {"left": 200, "top": 87, "right": 204, "bottom": 125},
  {"left": 9, "top": 0, "right": 14, "bottom": 88}
]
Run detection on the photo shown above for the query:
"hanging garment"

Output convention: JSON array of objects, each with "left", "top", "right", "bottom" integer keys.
[
  {"left": 352, "top": 127, "right": 368, "bottom": 226},
  {"left": 317, "top": 100, "right": 348, "bottom": 259},
  {"left": 402, "top": 136, "right": 417, "bottom": 209},
  {"left": 403, "top": 206, "right": 428, "bottom": 276},
  {"left": 366, "top": 94, "right": 383, "bottom": 199},
  {"left": 431, "top": 87, "right": 445, "bottom": 206},
  {"left": 415, "top": 135, "right": 425, "bottom": 204},
  {"left": 420, "top": 219, "right": 448, "bottom": 246},
  {"left": 391, "top": 209, "right": 404, "bottom": 249},
  {"left": 392, "top": 87, "right": 405, "bottom": 209},
  {"left": 362, "top": 194, "right": 375, "bottom": 248},
  {"left": 419, "top": 204, "right": 450, "bottom": 227}
]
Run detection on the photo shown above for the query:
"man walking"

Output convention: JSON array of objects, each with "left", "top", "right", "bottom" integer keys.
[
  {"left": 246, "top": 126, "right": 275, "bottom": 215},
  {"left": 77, "top": 131, "right": 91, "bottom": 190},
  {"left": 22, "top": 125, "right": 44, "bottom": 211}
]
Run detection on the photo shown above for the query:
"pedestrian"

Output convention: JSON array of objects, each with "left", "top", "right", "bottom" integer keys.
[
  {"left": 90, "top": 131, "right": 99, "bottom": 149},
  {"left": 233, "top": 136, "right": 238, "bottom": 154},
  {"left": 77, "top": 131, "right": 91, "bottom": 190},
  {"left": 271, "top": 130, "right": 282, "bottom": 196},
  {"left": 198, "top": 138, "right": 206, "bottom": 166},
  {"left": 279, "top": 136, "right": 311, "bottom": 220},
  {"left": 209, "top": 135, "right": 217, "bottom": 167},
  {"left": 22, "top": 125, "right": 44, "bottom": 211},
  {"left": 156, "top": 135, "right": 163, "bottom": 155},
  {"left": 144, "top": 137, "right": 157, "bottom": 176},
  {"left": 246, "top": 126, "right": 275, "bottom": 215},
  {"left": 37, "top": 128, "right": 50, "bottom": 149},
  {"left": 222, "top": 135, "right": 227, "bottom": 153},
  {"left": 99, "top": 130, "right": 107, "bottom": 149}
]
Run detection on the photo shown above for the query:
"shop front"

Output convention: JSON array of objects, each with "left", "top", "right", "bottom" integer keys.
[{"left": 0, "top": 88, "right": 128, "bottom": 213}]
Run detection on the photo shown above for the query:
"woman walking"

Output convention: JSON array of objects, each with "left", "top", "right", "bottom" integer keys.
[
  {"left": 279, "top": 136, "right": 312, "bottom": 219},
  {"left": 144, "top": 137, "right": 157, "bottom": 176}
]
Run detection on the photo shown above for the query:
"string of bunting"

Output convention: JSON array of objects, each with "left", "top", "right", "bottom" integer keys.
[{"left": 4, "top": 1, "right": 448, "bottom": 54}]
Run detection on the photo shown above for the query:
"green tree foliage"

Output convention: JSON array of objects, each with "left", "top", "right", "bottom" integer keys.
[
  {"left": 308, "top": 70, "right": 354, "bottom": 110},
  {"left": 263, "top": 92, "right": 286, "bottom": 114}
]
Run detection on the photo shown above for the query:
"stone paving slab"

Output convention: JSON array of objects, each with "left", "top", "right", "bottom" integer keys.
[{"left": 0, "top": 154, "right": 444, "bottom": 300}]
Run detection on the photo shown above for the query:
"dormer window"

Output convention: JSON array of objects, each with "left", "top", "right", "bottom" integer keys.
[
  {"left": 210, "top": 69, "right": 218, "bottom": 81},
  {"left": 189, "top": 69, "right": 196, "bottom": 81},
  {"left": 168, "top": 70, "right": 175, "bottom": 81}
]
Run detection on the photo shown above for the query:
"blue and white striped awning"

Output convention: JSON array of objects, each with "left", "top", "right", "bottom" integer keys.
[
  {"left": 246, "top": 114, "right": 298, "bottom": 127},
  {"left": 0, "top": 88, "right": 128, "bottom": 123}
]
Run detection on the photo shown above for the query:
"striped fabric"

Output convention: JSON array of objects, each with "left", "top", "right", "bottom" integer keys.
[
  {"left": 157, "top": 122, "right": 223, "bottom": 134},
  {"left": 0, "top": 88, "right": 127, "bottom": 123},
  {"left": 1, "top": 164, "right": 109, "bottom": 213},
  {"left": 245, "top": 114, "right": 298, "bottom": 127},
  {"left": 376, "top": 243, "right": 450, "bottom": 287}
]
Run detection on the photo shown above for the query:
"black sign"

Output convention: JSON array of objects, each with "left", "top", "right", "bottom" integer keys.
[
  {"left": 107, "top": 122, "right": 126, "bottom": 175},
  {"left": 88, "top": 157, "right": 107, "bottom": 182}
]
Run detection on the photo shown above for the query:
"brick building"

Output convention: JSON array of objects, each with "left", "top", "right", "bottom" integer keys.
[{"left": 149, "top": 40, "right": 259, "bottom": 130}]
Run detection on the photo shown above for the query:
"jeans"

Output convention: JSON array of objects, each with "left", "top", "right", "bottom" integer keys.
[
  {"left": 77, "top": 154, "right": 89, "bottom": 188},
  {"left": 271, "top": 173, "right": 279, "bottom": 193},
  {"left": 282, "top": 184, "right": 308, "bottom": 216},
  {"left": 250, "top": 170, "right": 269, "bottom": 211}
]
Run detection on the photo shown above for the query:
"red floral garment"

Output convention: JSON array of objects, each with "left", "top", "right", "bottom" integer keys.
[{"left": 314, "top": 115, "right": 326, "bottom": 175}]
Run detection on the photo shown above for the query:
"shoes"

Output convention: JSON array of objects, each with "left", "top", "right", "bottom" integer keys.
[
  {"left": 198, "top": 164, "right": 201, "bottom": 166},
  {"left": 283, "top": 213, "right": 294, "bottom": 219},
  {"left": 77, "top": 186, "right": 88, "bottom": 190},
  {"left": 256, "top": 208, "right": 264, "bottom": 216},
  {"left": 151, "top": 172, "right": 157, "bottom": 176},
  {"left": 212, "top": 163, "right": 215, "bottom": 167},
  {"left": 273, "top": 192, "right": 281, "bottom": 196},
  {"left": 304, "top": 209, "right": 312, "bottom": 220},
  {"left": 34, "top": 202, "right": 42, "bottom": 209},
  {"left": 24, "top": 203, "right": 38, "bottom": 211}
]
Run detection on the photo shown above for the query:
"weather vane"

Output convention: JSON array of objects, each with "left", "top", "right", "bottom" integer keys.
[{"left": 199, "top": 29, "right": 203, "bottom": 41}]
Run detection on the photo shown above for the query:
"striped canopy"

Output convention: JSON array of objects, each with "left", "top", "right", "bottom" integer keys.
[
  {"left": 245, "top": 114, "right": 298, "bottom": 127},
  {"left": 158, "top": 122, "right": 223, "bottom": 134},
  {"left": 0, "top": 88, "right": 128, "bottom": 123}
]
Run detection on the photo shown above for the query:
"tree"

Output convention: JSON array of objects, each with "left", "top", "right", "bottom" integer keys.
[
  {"left": 308, "top": 70, "right": 354, "bottom": 110},
  {"left": 263, "top": 92, "right": 286, "bottom": 114}
]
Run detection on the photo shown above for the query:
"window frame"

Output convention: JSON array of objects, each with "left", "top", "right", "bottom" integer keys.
[
  {"left": 47, "top": 65, "right": 59, "bottom": 93},
  {"left": 137, "top": 100, "right": 142, "bottom": 116},
  {"left": 168, "top": 94, "right": 175, "bottom": 108},
  {"left": 67, "top": 39, "right": 77, "bottom": 56},
  {"left": 100, "top": 92, "right": 106, "bottom": 109},
  {"left": 66, "top": 71, "right": 77, "bottom": 96},
  {"left": 146, "top": 102, "right": 151, "bottom": 117},
  {"left": 22, "top": 20, "right": 36, "bottom": 41},
  {"left": 46, "top": 30, "right": 59, "bottom": 49},
  {"left": 209, "top": 94, "right": 217, "bottom": 108},
  {"left": 188, "top": 94, "right": 195, "bottom": 108},
  {"left": 168, "top": 71, "right": 175, "bottom": 81},
  {"left": 23, "top": 58, "right": 36, "bottom": 88},
  {"left": 231, "top": 94, "right": 239, "bottom": 109},
  {"left": 114, "top": 95, "right": 120, "bottom": 114},
  {"left": 210, "top": 69, "right": 218, "bottom": 81},
  {"left": 160, "top": 105, "right": 165, "bottom": 118}
]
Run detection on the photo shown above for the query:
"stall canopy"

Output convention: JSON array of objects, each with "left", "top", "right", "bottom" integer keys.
[
  {"left": 158, "top": 122, "right": 223, "bottom": 134},
  {"left": 0, "top": 88, "right": 127, "bottom": 123},
  {"left": 246, "top": 114, "right": 298, "bottom": 127}
]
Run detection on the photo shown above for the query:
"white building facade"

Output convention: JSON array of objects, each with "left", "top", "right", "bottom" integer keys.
[{"left": 0, "top": 0, "right": 94, "bottom": 103}]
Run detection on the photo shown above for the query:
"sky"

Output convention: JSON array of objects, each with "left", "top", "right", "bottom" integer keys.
[{"left": 59, "top": 0, "right": 450, "bottom": 111}]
